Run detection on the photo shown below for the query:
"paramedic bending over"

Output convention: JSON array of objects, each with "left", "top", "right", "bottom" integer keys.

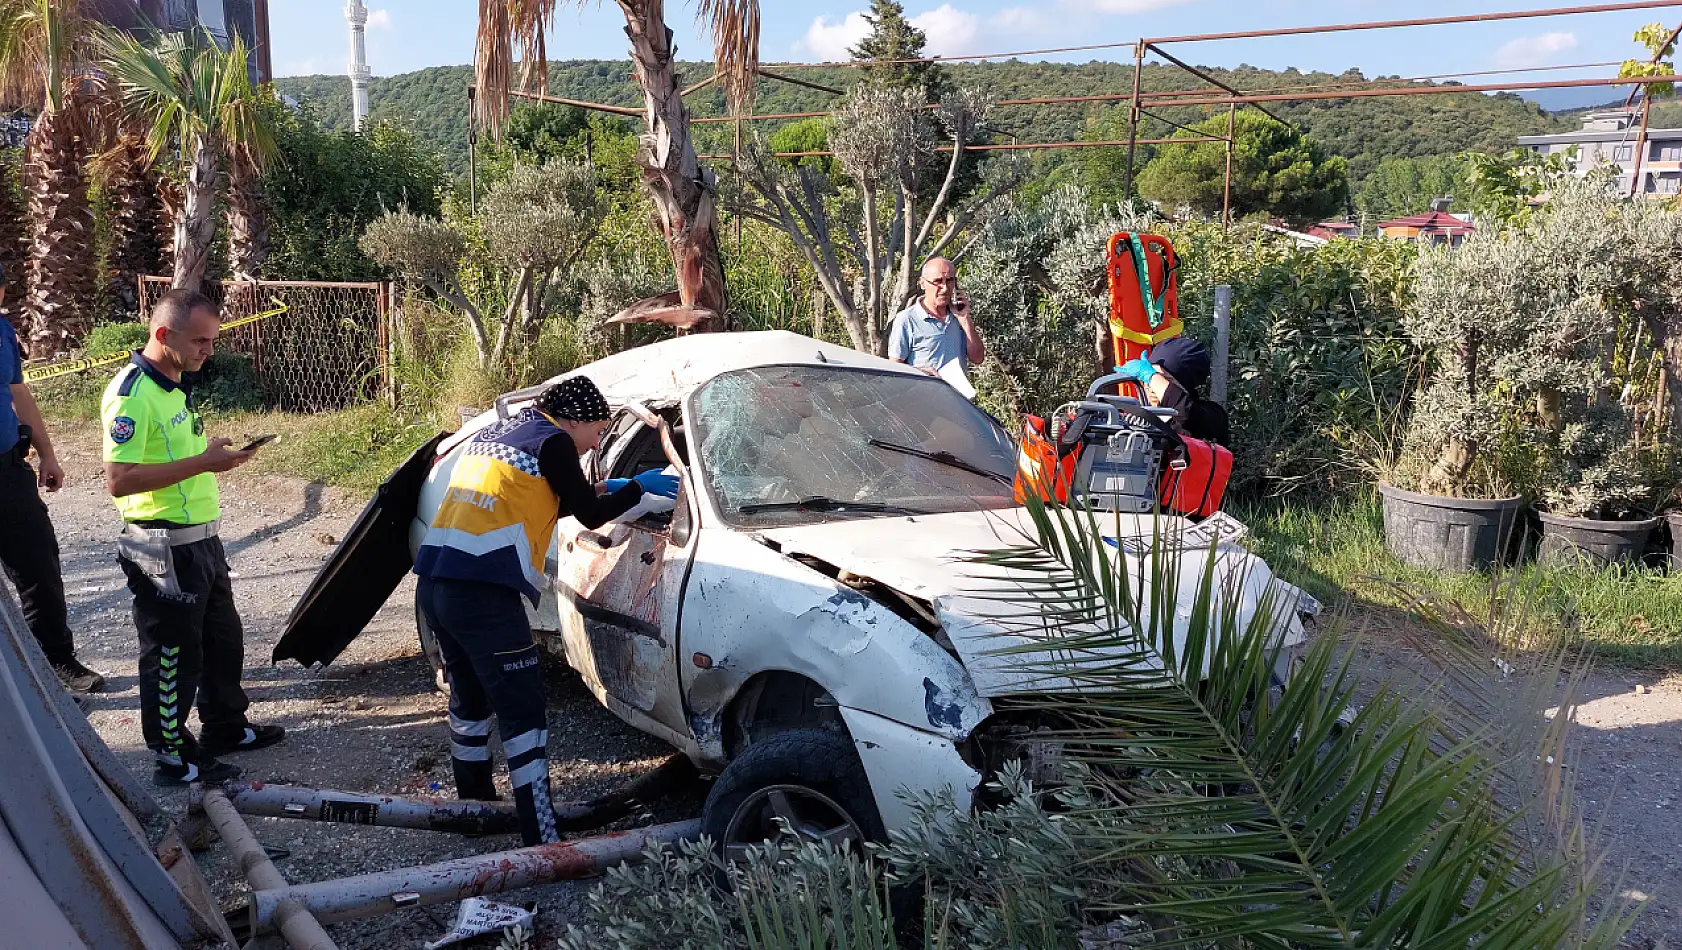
[
  {"left": 1113, "top": 336, "right": 1230, "bottom": 447},
  {"left": 412, "top": 376, "right": 679, "bottom": 845}
]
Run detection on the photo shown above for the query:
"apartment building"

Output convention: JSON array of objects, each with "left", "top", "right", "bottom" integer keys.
[{"left": 1517, "top": 110, "right": 1682, "bottom": 197}]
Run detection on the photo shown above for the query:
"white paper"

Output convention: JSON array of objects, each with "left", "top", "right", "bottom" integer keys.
[
  {"left": 422, "top": 898, "right": 536, "bottom": 950},
  {"left": 937, "top": 360, "right": 977, "bottom": 400}
]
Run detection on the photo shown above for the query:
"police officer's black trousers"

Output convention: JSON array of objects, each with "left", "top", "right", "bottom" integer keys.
[
  {"left": 416, "top": 576, "right": 559, "bottom": 847},
  {"left": 0, "top": 451, "right": 75, "bottom": 665},
  {"left": 119, "top": 535, "right": 252, "bottom": 763}
]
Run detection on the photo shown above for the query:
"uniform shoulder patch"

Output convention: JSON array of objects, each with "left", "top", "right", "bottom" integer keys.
[{"left": 109, "top": 416, "right": 137, "bottom": 444}]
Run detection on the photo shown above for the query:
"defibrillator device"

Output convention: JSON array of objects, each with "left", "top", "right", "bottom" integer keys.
[
  {"left": 1012, "top": 230, "right": 1231, "bottom": 518},
  {"left": 1013, "top": 373, "right": 1231, "bottom": 518}
]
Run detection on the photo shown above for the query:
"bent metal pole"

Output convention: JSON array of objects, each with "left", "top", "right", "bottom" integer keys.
[
  {"left": 250, "top": 819, "right": 701, "bottom": 930},
  {"left": 200, "top": 790, "right": 339, "bottom": 950}
]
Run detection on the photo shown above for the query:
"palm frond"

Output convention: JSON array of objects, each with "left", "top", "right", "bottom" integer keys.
[
  {"left": 966, "top": 492, "right": 1637, "bottom": 946},
  {"left": 0, "top": 0, "right": 92, "bottom": 114},
  {"left": 696, "top": 0, "right": 758, "bottom": 114}
]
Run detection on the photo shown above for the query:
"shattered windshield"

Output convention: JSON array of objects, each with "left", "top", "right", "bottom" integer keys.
[{"left": 691, "top": 365, "right": 1018, "bottom": 525}]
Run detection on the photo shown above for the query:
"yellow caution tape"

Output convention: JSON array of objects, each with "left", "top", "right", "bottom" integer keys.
[{"left": 22, "top": 301, "right": 291, "bottom": 384}]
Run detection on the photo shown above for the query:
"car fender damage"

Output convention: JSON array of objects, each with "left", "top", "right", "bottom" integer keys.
[
  {"left": 838, "top": 705, "right": 982, "bottom": 833},
  {"left": 678, "top": 531, "right": 991, "bottom": 765}
]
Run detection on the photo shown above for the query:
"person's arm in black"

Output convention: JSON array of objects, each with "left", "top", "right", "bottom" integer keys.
[{"left": 539, "top": 430, "right": 644, "bottom": 529}]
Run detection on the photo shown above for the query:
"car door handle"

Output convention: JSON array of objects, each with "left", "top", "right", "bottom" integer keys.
[{"left": 577, "top": 530, "right": 621, "bottom": 552}]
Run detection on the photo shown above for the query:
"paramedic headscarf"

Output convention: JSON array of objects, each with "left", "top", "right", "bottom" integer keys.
[
  {"left": 1151, "top": 337, "right": 1213, "bottom": 393},
  {"left": 536, "top": 376, "right": 611, "bottom": 421}
]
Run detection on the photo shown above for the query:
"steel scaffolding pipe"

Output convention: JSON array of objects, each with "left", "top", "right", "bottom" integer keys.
[
  {"left": 249, "top": 820, "right": 702, "bottom": 930},
  {"left": 1141, "top": 0, "right": 1682, "bottom": 45},
  {"left": 200, "top": 789, "right": 339, "bottom": 950}
]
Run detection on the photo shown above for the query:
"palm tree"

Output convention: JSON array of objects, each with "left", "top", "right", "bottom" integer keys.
[
  {"left": 0, "top": 0, "right": 100, "bottom": 355},
  {"left": 101, "top": 29, "right": 273, "bottom": 292},
  {"left": 95, "top": 127, "right": 167, "bottom": 310},
  {"left": 475, "top": 0, "right": 760, "bottom": 331}
]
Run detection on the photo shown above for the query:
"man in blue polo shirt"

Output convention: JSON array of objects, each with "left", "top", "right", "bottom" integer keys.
[
  {"left": 887, "top": 257, "right": 987, "bottom": 398},
  {"left": 0, "top": 262, "right": 106, "bottom": 693}
]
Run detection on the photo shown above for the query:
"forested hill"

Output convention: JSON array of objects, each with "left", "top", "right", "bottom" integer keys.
[{"left": 275, "top": 59, "right": 1572, "bottom": 183}]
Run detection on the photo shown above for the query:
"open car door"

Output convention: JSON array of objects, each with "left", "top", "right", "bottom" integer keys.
[
  {"left": 552, "top": 401, "right": 697, "bottom": 747},
  {"left": 272, "top": 432, "right": 449, "bottom": 668}
]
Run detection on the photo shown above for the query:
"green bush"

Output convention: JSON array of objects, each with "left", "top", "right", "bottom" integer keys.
[
  {"left": 194, "top": 351, "right": 263, "bottom": 413},
  {"left": 81, "top": 321, "right": 148, "bottom": 355}
]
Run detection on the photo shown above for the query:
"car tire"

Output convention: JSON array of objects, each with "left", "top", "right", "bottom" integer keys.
[
  {"left": 414, "top": 596, "right": 448, "bottom": 695},
  {"left": 702, "top": 728, "right": 886, "bottom": 863}
]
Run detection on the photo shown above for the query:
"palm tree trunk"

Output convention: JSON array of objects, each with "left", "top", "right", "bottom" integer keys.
[
  {"left": 620, "top": 1, "right": 727, "bottom": 327},
  {"left": 0, "top": 151, "right": 27, "bottom": 305},
  {"left": 103, "top": 133, "right": 167, "bottom": 312},
  {"left": 226, "top": 156, "right": 269, "bottom": 282},
  {"left": 173, "top": 134, "right": 221, "bottom": 292},
  {"left": 23, "top": 109, "right": 96, "bottom": 356}
]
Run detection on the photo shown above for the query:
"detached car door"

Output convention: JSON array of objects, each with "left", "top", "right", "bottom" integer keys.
[{"left": 553, "top": 404, "right": 698, "bottom": 748}]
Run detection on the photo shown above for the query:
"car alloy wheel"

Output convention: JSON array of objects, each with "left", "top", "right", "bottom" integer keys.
[{"left": 720, "top": 784, "right": 864, "bottom": 862}]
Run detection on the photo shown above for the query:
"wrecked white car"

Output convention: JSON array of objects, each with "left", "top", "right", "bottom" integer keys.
[{"left": 278, "top": 330, "right": 1313, "bottom": 856}]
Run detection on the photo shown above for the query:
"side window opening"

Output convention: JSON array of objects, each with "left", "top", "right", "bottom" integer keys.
[{"left": 608, "top": 407, "right": 688, "bottom": 532}]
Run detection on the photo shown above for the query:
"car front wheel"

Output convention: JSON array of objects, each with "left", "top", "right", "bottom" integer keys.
[{"left": 702, "top": 728, "right": 886, "bottom": 862}]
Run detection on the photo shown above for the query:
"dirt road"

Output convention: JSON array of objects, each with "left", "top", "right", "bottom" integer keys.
[{"left": 24, "top": 432, "right": 1682, "bottom": 947}]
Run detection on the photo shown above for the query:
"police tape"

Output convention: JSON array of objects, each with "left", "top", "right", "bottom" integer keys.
[{"left": 21, "top": 301, "right": 291, "bottom": 384}]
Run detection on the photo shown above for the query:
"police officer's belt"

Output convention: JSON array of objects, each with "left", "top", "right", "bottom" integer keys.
[{"left": 122, "top": 519, "right": 221, "bottom": 546}]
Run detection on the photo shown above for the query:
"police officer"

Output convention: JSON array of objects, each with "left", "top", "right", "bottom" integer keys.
[
  {"left": 0, "top": 262, "right": 106, "bottom": 692},
  {"left": 102, "top": 289, "right": 285, "bottom": 786},
  {"left": 414, "top": 375, "right": 678, "bottom": 845}
]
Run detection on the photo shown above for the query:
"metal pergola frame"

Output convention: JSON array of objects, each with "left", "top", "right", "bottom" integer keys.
[{"left": 465, "top": 0, "right": 1682, "bottom": 226}]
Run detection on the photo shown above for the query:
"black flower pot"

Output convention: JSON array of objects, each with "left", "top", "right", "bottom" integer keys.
[
  {"left": 1536, "top": 512, "right": 1659, "bottom": 568},
  {"left": 1379, "top": 484, "right": 1523, "bottom": 573},
  {"left": 1533, "top": 514, "right": 1661, "bottom": 568},
  {"left": 1671, "top": 511, "right": 1682, "bottom": 573}
]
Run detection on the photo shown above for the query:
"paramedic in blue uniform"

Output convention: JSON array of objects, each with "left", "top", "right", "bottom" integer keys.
[
  {"left": 414, "top": 376, "right": 679, "bottom": 846},
  {"left": 1114, "top": 336, "right": 1230, "bottom": 447},
  {"left": 0, "top": 261, "right": 106, "bottom": 693}
]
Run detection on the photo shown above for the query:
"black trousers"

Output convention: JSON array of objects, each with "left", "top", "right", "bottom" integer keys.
[
  {"left": 0, "top": 452, "right": 75, "bottom": 664},
  {"left": 417, "top": 576, "right": 558, "bottom": 846},
  {"left": 119, "top": 534, "right": 251, "bottom": 763}
]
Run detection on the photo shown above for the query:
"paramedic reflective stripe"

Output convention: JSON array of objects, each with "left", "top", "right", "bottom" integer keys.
[
  {"left": 502, "top": 728, "right": 547, "bottom": 759},
  {"left": 449, "top": 713, "right": 493, "bottom": 737},
  {"left": 450, "top": 741, "right": 490, "bottom": 761},
  {"left": 510, "top": 758, "right": 549, "bottom": 788}
]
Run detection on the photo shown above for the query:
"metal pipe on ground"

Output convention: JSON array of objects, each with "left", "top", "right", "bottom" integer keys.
[
  {"left": 219, "top": 754, "right": 699, "bottom": 837},
  {"left": 250, "top": 820, "right": 702, "bottom": 930},
  {"left": 200, "top": 789, "right": 339, "bottom": 950}
]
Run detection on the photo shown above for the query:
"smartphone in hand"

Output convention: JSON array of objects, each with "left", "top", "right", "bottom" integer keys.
[{"left": 240, "top": 434, "right": 278, "bottom": 452}]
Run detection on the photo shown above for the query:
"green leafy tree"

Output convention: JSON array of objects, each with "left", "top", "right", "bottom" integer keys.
[
  {"left": 766, "top": 117, "right": 833, "bottom": 175},
  {"left": 262, "top": 102, "right": 445, "bottom": 282},
  {"left": 849, "top": 0, "right": 945, "bottom": 97},
  {"left": 1136, "top": 109, "right": 1349, "bottom": 226},
  {"left": 1618, "top": 21, "right": 1678, "bottom": 99},
  {"left": 1464, "top": 148, "right": 1573, "bottom": 229},
  {"left": 1354, "top": 154, "right": 1469, "bottom": 223},
  {"left": 361, "top": 160, "right": 606, "bottom": 368}
]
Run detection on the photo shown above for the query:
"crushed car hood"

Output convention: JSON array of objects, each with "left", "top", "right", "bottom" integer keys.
[{"left": 758, "top": 508, "right": 1312, "bottom": 698}]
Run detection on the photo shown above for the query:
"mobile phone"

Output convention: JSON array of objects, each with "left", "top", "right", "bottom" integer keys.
[{"left": 240, "top": 434, "right": 278, "bottom": 452}]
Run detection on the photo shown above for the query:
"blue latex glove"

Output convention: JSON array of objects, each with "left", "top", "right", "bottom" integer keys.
[
  {"left": 632, "top": 470, "right": 680, "bottom": 498},
  {"left": 602, "top": 478, "right": 632, "bottom": 494},
  {"left": 1114, "top": 354, "right": 1158, "bottom": 386}
]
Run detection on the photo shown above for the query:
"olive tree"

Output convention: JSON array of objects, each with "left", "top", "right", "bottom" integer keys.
[
  {"left": 360, "top": 160, "right": 605, "bottom": 368},
  {"left": 734, "top": 85, "right": 1021, "bottom": 356},
  {"left": 1400, "top": 176, "right": 1677, "bottom": 514}
]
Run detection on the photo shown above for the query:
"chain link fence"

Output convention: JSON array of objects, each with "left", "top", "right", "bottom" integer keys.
[{"left": 139, "top": 277, "right": 391, "bottom": 412}]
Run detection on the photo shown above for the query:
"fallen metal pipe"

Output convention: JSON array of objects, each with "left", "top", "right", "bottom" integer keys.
[
  {"left": 250, "top": 819, "right": 701, "bottom": 929},
  {"left": 200, "top": 789, "right": 340, "bottom": 950},
  {"left": 222, "top": 782, "right": 522, "bottom": 836},
  {"left": 215, "top": 754, "right": 699, "bottom": 837}
]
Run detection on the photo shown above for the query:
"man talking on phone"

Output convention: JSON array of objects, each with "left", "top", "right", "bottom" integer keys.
[
  {"left": 101, "top": 289, "right": 285, "bottom": 785},
  {"left": 888, "top": 257, "right": 987, "bottom": 397}
]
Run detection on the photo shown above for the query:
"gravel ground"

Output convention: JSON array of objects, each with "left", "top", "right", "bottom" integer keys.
[
  {"left": 35, "top": 432, "right": 696, "bottom": 949},
  {"left": 21, "top": 425, "right": 1682, "bottom": 948}
]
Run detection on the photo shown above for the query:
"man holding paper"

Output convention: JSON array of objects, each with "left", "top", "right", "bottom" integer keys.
[{"left": 888, "top": 257, "right": 986, "bottom": 399}]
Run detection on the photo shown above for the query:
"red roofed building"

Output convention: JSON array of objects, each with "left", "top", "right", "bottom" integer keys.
[{"left": 1378, "top": 211, "right": 1474, "bottom": 247}]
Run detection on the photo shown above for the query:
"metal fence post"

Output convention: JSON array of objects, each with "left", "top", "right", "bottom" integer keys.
[
  {"left": 377, "top": 281, "right": 394, "bottom": 408},
  {"left": 1212, "top": 284, "right": 1232, "bottom": 406}
]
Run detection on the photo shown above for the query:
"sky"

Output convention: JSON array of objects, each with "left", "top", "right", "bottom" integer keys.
[{"left": 269, "top": 1, "right": 1666, "bottom": 101}]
